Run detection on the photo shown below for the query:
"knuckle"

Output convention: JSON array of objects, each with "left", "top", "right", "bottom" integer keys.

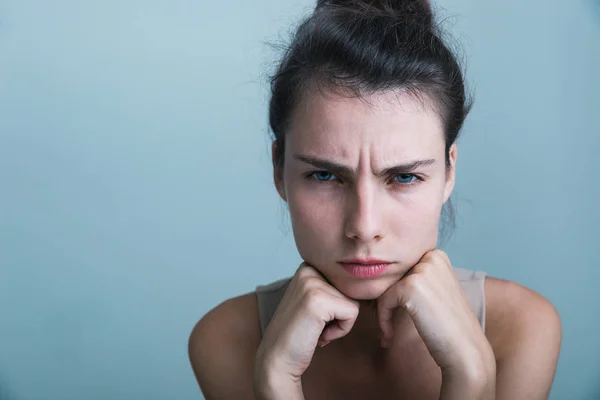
[
  {"left": 415, "top": 261, "right": 435, "bottom": 277},
  {"left": 421, "top": 259, "right": 435, "bottom": 271},
  {"left": 420, "top": 250, "right": 449, "bottom": 271},
  {"left": 296, "top": 265, "right": 318, "bottom": 282},
  {"left": 298, "top": 276, "right": 321, "bottom": 293},
  {"left": 303, "top": 288, "right": 326, "bottom": 310},
  {"left": 403, "top": 274, "right": 422, "bottom": 293},
  {"left": 297, "top": 263, "right": 315, "bottom": 277},
  {"left": 432, "top": 249, "right": 448, "bottom": 262},
  {"left": 426, "top": 250, "right": 440, "bottom": 262}
]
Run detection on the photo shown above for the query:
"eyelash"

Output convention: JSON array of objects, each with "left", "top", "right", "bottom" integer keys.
[{"left": 305, "top": 171, "right": 424, "bottom": 186}]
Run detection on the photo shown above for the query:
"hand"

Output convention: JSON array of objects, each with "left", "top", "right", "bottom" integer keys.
[
  {"left": 377, "top": 250, "right": 495, "bottom": 376},
  {"left": 254, "top": 263, "right": 360, "bottom": 396}
]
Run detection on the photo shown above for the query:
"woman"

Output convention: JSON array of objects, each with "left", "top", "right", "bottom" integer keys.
[{"left": 189, "top": 0, "right": 562, "bottom": 398}]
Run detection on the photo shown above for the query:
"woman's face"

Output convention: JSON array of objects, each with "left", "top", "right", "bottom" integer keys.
[{"left": 274, "top": 89, "right": 457, "bottom": 300}]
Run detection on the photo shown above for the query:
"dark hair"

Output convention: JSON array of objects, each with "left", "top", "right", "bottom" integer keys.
[{"left": 268, "top": 0, "right": 472, "bottom": 241}]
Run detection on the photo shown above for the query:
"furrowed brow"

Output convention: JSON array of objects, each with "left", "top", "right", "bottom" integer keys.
[{"left": 294, "top": 154, "right": 436, "bottom": 177}]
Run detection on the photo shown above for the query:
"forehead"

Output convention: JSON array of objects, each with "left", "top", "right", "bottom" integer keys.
[{"left": 287, "top": 88, "right": 445, "bottom": 160}]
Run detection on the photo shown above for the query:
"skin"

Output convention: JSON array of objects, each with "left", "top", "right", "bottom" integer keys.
[
  {"left": 189, "top": 88, "right": 562, "bottom": 399},
  {"left": 279, "top": 89, "right": 450, "bottom": 302}
]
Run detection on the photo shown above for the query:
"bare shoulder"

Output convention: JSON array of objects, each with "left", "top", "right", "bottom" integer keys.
[
  {"left": 484, "top": 276, "right": 562, "bottom": 399},
  {"left": 484, "top": 276, "right": 562, "bottom": 358},
  {"left": 188, "top": 292, "right": 262, "bottom": 400}
]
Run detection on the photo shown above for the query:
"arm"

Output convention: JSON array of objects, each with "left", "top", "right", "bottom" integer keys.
[
  {"left": 485, "top": 278, "right": 562, "bottom": 400},
  {"left": 188, "top": 293, "right": 307, "bottom": 400}
]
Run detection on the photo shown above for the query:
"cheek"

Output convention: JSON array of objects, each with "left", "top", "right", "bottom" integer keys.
[
  {"left": 288, "top": 188, "right": 340, "bottom": 236},
  {"left": 390, "top": 186, "right": 444, "bottom": 239},
  {"left": 391, "top": 201, "right": 439, "bottom": 234}
]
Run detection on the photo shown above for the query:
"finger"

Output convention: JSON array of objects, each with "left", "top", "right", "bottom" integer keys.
[
  {"left": 320, "top": 319, "right": 351, "bottom": 342},
  {"left": 377, "top": 281, "right": 409, "bottom": 344},
  {"left": 318, "top": 297, "right": 359, "bottom": 342}
]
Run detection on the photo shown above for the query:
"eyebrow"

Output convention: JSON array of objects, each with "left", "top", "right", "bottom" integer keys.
[{"left": 294, "top": 154, "right": 437, "bottom": 177}]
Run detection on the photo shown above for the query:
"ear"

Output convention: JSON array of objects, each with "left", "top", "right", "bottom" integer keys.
[
  {"left": 443, "top": 143, "right": 457, "bottom": 204},
  {"left": 272, "top": 140, "right": 287, "bottom": 202}
]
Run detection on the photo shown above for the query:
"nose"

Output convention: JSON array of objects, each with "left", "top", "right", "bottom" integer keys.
[{"left": 343, "top": 179, "right": 384, "bottom": 243}]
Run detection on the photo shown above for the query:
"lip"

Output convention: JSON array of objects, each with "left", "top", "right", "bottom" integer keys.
[{"left": 338, "top": 258, "right": 392, "bottom": 278}]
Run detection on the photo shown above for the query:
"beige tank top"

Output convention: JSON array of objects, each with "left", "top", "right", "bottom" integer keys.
[{"left": 255, "top": 267, "right": 488, "bottom": 335}]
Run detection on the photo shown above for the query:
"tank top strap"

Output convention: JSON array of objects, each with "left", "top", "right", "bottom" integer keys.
[
  {"left": 255, "top": 277, "right": 292, "bottom": 335},
  {"left": 453, "top": 267, "right": 488, "bottom": 332}
]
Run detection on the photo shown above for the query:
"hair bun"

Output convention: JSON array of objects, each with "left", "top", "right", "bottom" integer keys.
[{"left": 315, "top": 0, "right": 433, "bottom": 29}]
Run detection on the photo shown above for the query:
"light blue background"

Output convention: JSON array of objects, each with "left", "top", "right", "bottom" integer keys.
[{"left": 1, "top": 0, "right": 599, "bottom": 399}]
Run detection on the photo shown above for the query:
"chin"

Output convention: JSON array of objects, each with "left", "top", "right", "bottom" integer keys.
[{"left": 329, "top": 275, "right": 398, "bottom": 301}]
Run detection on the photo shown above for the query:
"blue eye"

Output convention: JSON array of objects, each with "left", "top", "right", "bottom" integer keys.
[
  {"left": 307, "top": 171, "right": 420, "bottom": 185},
  {"left": 310, "top": 171, "right": 336, "bottom": 181},
  {"left": 394, "top": 174, "right": 417, "bottom": 184}
]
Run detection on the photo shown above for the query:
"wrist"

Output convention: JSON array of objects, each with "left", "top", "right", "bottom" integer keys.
[
  {"left": 440, "top": 345, "right": 496, "bottom": 399},
  {"left": 254, "top": 353, "right": 304, "bottom": 400},
  {"left": 440, "top": 374, "right": 495, "bottom": 400},
  {"left": 253, "top": 371, "right": 304, "bottom": 400}
]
